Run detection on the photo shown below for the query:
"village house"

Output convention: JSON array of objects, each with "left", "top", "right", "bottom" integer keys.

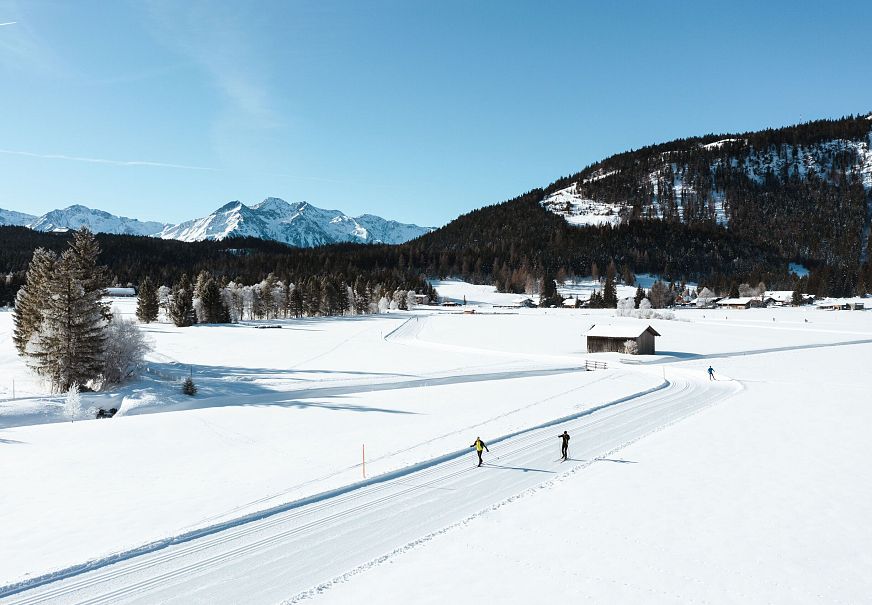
[
  {"left": 715, "top": 296, "right": 772, "bottom": 310},
  {"left": 585, "top": 324, "right": 660, "bottom": 355},
  {"left": 817, "top": 300, "right": 866, "bottom": 311},
  {"left": 512, "top": 297, "right": 536, "bottom": 308}
]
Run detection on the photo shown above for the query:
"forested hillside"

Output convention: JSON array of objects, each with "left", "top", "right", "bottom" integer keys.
[
  {"left": 2, "top": 114, "right": 871, "bottom": 303},
  {"left": 404, "top": 113, "right": 872, "bottom": 296}
]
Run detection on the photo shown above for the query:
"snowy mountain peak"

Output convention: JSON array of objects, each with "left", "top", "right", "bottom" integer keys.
[
  {"left": 0, "top": 207, "right": 36, "bottom": 227},
  {"left": 156, "top": 197, "right": 432, "bottom": 247},
  {"left": 26, "top": 204, "right": 169, "bottom": 236},
  {"left": 1, "top": 198, "right": 432, "bottom": 247}
]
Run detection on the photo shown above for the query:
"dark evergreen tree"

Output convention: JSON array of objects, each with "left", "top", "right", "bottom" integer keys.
[
  {"left": 200, "top": 278, "right": 228, "bottom": 323},
  {"left": 136, "top": 276, "right": 159, "bottom": 323},
  {"left": 290, "top": 284, "right": 304, "bottom": 318},
  {"left": 26, "top": 249, "right": 107, "bottom": 392},
  {"left": 634, "top": 285, "right": 646, "bottom": 309},
  {"left": 12, "top": 248, "right": 57, "bottom": 354},
  {"left": 603, "top": 264, "right": 618, "bottom": 308},
  {"left": 169, "top": 273, "right": 195, "bottom": 327}
]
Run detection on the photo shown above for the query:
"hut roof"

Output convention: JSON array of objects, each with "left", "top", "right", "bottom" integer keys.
[
  {"left": 716, "top": 297, "right": 755, "bottom": 305},
  {"left": 585, "top": 324, "right": 661, "bottom": 338}
]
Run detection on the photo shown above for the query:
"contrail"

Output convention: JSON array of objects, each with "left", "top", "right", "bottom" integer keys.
[
  {"left": 0, "top": 21, "right": 17, "bottom": 26},
  {"left": 0, "top": 148, "right": 217, "bottom": 171}
]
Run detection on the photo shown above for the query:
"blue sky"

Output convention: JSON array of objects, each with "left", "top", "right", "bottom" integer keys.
[{"left": 1, "top": 0, "right": 871, "bottom": 227}]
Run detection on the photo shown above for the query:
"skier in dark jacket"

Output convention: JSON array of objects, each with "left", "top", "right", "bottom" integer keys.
[
  {"left": 470, "top": 437, "right": 489, "bottom": 467},
  {"left": 558, "top": 430, "right": 570, "bottom": 461},
  {"left": 707, "top": 366, "right": 715, "bottom": 381}
]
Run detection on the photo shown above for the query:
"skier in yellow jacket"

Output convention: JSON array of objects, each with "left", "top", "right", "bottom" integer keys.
[{"left": 470, "top": 437, "right": 489, "bottom": 467}]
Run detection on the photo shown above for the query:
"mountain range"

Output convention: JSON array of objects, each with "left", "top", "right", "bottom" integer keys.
[{"left": 0, "top": 199, "right": 432, "bottom": 247}]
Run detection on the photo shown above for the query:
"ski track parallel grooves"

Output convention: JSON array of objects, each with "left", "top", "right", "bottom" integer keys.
[{"left": 1, "top": 372, "right": 741, "bottom": 605}]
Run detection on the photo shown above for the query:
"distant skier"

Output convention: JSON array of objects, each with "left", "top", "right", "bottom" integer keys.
[
  {"left": 557, "top": 430, "right": 570, "bottom": 461},
  {"left": 470, "top": 437, "right": 489, "bottom": 467},
  {"left": 707, "top": 365, "right": 715, "bottom": 381}
]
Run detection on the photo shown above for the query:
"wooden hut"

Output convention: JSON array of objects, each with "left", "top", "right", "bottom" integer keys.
[{"left": 585, "top": 324, "right": 660, "bottom": 355}]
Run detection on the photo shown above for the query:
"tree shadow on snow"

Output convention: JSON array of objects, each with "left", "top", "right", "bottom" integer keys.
[{"left": 119, "top": 361, "right": 582, "bottom": 419}]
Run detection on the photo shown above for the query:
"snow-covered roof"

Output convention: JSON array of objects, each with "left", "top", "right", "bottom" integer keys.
[
  {"left": 816, "top": 298, "right": 866, "bottom": 307},
  {"left": 764, "top": 291, "right": 795, "bottom": 302},
  {"left": 585, "top": 324, "right": 660, "bottom": 338},
  {"left": 716, "top": 297, "right": 755, "bottom": 305}
]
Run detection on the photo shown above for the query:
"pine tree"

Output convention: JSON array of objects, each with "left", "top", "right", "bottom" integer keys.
[
  {"left": 169, "top": 273, "right": 195, "bottom": 327},
  {"left": 13, "top": 248, "right": 57, "bottom": 355},
  {"left": 136, "top": 276, "right": 159, "bottom": 323},
  {"left": 26, "top": 250, "right": 107, "bottom": 392},
  {"left": 728, "top": 281, "right": 740, "bottom": 299},
  {"left": 200, "top": 277, "right": 228, "bottom": 323},
  {"left": 539, "top": 271, "right": 562, "bottom": 307},
  {"left": 633, "top": 285, "right": 646, "bottom": 308},
  {"left": 290, "top": 284, "right": 304, "bottom": 318},
  {"left": 260, "top": 273, "right": 277, "bottom": 319},
  {"left": 603, "top": 270, "right": 618, "bottom": 308},
  {"left": 182, "top": 376, "right": 197, "bottom": 396},
  {"left": 67, "top": 228, "right": 110, "bottom": 321}
]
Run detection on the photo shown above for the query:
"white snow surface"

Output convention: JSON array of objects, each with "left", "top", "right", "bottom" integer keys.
[
  {"left": 540, "top": 184, "right": 625, "bottom": 227},
  {"left": 1, "top": 282, "right": 871, "bottom": 604}
]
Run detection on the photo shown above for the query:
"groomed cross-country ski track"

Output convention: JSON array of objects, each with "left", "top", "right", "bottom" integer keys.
[{"left": 0, "top": 315, "right": 741, "bottom": 605}]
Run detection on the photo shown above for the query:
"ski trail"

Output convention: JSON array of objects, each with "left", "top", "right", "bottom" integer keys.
[{"left": 0, "top": 371, "right": 740, "bottom": 605}]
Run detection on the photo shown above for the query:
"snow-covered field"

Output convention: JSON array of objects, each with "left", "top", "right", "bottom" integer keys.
[{"left": 1, "top": 283, "right": 871, "bottom": 604}]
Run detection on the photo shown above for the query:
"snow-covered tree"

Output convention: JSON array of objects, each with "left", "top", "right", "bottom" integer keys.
[
  {"left": 259, "top": 273, "right": 278, "bottom": 319},
  {"left": 222, "top": 281, "right": 245, "bottom": 322},
  {"left": 623, "top": 340, "right": 639, "bottom": 355},
  {"left": 389, "top": 289, "right": 406, "bottom": 310},
  {"left": 65, "top": 382, "right": 81, "bottom": 421},
  {"left": 616, "top": 297, "right": 635, "bottom": 316},
  {"left": 101, "top": 314, "right": 152, "bottom": 386},
  {"left": 406, "top": 290, "right": 417, "bottom": 310},
  {"left": 12, "top": 248, "right": 57, "bottom": 354},
  {"left": 378, "top": 296, "right": 390, "bottom": 313},
  {"left": 157, "top": 285, "right": 171, "bottom": 318}
]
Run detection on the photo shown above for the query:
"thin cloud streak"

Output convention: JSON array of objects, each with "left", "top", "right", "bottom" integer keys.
[
  {"left": 0, "top": 148, "right": 217, "bottom": 171},
  {"left": 0, "top": 21, "right": 17, "bottom": 26},
  {"left": 0, "top": 148, "right": 373, "bottom": 188}
]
